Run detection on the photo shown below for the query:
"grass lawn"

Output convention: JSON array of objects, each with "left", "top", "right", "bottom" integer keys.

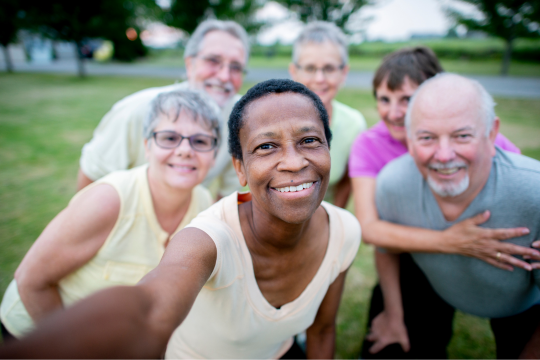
[{"left": 1, "top": 73, "right": 539, "bottom": 357}]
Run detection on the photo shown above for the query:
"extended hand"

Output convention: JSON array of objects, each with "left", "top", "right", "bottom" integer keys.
[
  {"left": 443, "top": 211, "right": 540, "bottom": 271},
  {"left": 366, "top": 311, "right": 410, "bottom": 354}
]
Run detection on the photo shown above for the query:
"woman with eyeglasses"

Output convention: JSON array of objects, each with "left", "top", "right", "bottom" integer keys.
[
  {"left": 289, "top": 21, "right": 367, "bottom": 208},
  {"left": 0, "top": 90, "right": 219, "bottom": 340}
]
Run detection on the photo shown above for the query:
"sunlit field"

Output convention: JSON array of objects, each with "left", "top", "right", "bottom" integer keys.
[{"left": 1, "top": 73, "right": 539, "bottom": 357}]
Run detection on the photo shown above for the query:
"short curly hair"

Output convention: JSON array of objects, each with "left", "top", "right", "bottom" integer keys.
[{"left": 228, "top": 79, "right": 332, "bottom": 160}]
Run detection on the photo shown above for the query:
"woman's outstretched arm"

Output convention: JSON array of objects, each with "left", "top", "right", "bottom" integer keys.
[
  {"left": 0, "top": 228, "right": 217, "bottom": 359},
  {"left": 352, "top": 177, "right": 540, "bottom": 271},
  {"left": 15, "top": 184, "right": 120, "bottom": 323}
]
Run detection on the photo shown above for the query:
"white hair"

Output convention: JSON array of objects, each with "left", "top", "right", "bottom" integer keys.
[
  {"left": 144, "top": 89, "right": 221, "bottom": 143},
  {"left": 292, "top": 21, "right": 349, "bottom": 65},
  {"left": 184, "top": 19, "right": 250, "bottom": 64},
  {"left": 405, "top": 73, "right": 497, "bottom": 137}
]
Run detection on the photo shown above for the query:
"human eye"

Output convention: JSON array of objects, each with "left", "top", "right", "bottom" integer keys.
[
  {"left": 257, "top": 143, "right": 275, "bottom": 150},
  {"left": 305, "top": 66, "right": 317, "bottom": 74},
  {"left": 204, "top": 57, "right": 221, "bottom": 66},
  {"left": 323, "top": 65, "right": 337, "bottom": 74},
  {"left": 229, "top": 63, "right": 244, "bottom": 74},
  {"left": 377, "top": 96, "right": 389, "bottom": 104},
  {"left": 301, "top": 137, "right": 321, "bottom": 147},
  {"left": 156, "top": 132, "right": 179, "bottom": 146},
  {"left": 417, "top": 134, "right": 433, "bottom": 142},
  {"left": 455, "top": 133, "right": 473, "bottom": 142}
]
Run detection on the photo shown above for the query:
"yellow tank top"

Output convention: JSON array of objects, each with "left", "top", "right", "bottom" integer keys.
[{"left": 0, "top": 165, "right": 213, "bottom": 337}]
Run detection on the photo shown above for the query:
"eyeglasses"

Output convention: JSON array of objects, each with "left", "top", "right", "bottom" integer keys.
[
  {"left": 152, "top": 131, "right": 218, "bottom": 152},
  {"left": 200, "top": 55, "right": 247, "bottom": 76},
  {"left": 295, "top": 63, "right": 345, "bottom": 78}
]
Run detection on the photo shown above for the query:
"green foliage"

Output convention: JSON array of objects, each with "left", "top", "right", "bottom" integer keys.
[
  {"left": 0, "top": 0, "right": 20, "bottom": 47},
  {"left": 448, "top": 1, "right": 540, "bottom": 41},
  {"left": 447, "top": 1, "right": 540, "bottom": 74},
  {"left": 274, "top": 0, "right": 371, "bottom": 32},
  {"left": 166, "top": 0, "right": 263, "bottom": 34},
  {"left": 17, "top": 0, "right": 160, "bottom": 67}
]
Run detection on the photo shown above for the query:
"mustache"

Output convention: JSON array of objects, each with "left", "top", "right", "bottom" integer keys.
[{"left": 428, "top": 160, "right": 468, "bottom": 170}]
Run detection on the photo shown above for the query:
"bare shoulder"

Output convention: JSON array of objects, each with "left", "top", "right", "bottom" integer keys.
[{"left": 63, "top": 184, "right": 121, "bottom": 238}]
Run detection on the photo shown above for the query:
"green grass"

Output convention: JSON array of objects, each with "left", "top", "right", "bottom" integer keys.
[{"left": 1, "top": 74, "right": 540, "bottom": 358}]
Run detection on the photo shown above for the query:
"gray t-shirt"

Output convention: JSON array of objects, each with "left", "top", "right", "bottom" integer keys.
[{"left": 376, "top": 148, "right": 540, "bottom": 318}]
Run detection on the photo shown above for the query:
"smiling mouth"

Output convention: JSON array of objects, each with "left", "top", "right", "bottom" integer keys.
[
  {"left": 168, "top": 164, "right": 196, "bottom": 171},
  {"left": 429, "top": 164, "right": 467, "bottom": 176},
  {"left": 272, "top": 182, "right": 314, "bottom": 193},
  {"left": 205, "top": 84, "right": 230, "bottom": 94}
]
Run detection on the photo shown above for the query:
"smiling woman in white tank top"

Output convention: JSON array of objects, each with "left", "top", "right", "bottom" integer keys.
[{"left": 0, "top": 90, "right": 220, "bottom": 338}]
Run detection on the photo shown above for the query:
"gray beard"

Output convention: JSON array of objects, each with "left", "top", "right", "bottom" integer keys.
[{"left": 427, "top": 174, "right": 470, "bottom": 197}]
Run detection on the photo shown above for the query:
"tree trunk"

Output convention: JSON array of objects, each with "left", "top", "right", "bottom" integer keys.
[
  {"left": 2, "top": 44, "right": 13, "bottom": 73},
  {"left": 74, "top": 41, "right": 86, "bottom": 78},
  {"left": 501, "top": 38, "right": 513, "bottom": 76}
]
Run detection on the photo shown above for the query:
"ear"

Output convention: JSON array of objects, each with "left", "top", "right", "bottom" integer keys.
[
  {"left": 144, "top": 138, "right": 151, "bottom": 160},
  {"left": 339, "top": 64, "right": 350, "bottom": 88},
  {"left": 489, "top": 117, "right": 500, "bottom": 156},
  {"left": 232, "top": 157, "right": 248, "bottom": 187},
  {"left": 185, "top": 56, "right": 194, "bottom": 82},
  {"left": 288, "top": 62, "right": 298, "bottom": 80}
]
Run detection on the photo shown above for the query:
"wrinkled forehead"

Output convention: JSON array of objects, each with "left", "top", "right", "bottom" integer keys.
[
  {"left": 410, "top": 81, "right": 483, "bottom": 129},
  {"left": 242, "top": 93, "right": 321, "bottom": 134},
  {"left": 198, "top": 30, "right": 246, "bottom": 61}
]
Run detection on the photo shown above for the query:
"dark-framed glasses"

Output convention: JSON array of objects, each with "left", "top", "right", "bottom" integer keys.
[
  {"left": 200, "top": 55, "right": 247, "bottom": 76},
  {"left": 152, "top": 131, "right": 218, "bottom": 152},
  {"left": 295, "top": 63, "right": 345, "bottom": 78}
]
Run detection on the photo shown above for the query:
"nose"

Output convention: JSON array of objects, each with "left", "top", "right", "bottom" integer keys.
[
  {"left": 387, "top": 101, "right": 404, "bottom": 121},
  {"left": 434, "top": 137, "right": 456, "bottom": 163},
  {"left": 174, "top": 137, "right": 194, "bottom": 157},
  {"left": 216, "top": 63, "right": 232, "bottom": 83},
  {"left": 277, "top": 143, "right": 308, "bottom": 172}
]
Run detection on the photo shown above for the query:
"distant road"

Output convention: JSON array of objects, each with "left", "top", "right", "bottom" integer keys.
[{"left": 2, "top": 59, "right": 540, "bottom": 98}]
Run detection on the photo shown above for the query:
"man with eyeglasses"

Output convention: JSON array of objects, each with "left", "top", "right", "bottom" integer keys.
[
  {"left": 77, "top": 19, "right": 249, "bottom": 197},
  {"left": 289, "top": 21, "right": 367, "bottom": 208}
]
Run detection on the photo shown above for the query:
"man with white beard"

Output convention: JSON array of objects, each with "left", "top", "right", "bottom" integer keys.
[
  {"left": 368, "top": 73, "right": 540, "bottom": 359},
  {"left": 76, "top": 20, "right": 249, "bottom": 197}
]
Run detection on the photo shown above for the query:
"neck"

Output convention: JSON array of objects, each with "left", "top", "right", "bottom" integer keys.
[
  {"left": 325, "top": 101, "right": 333, "bottom": 126},
  {"left": 241, "top": 199, "right": 315, "bottom": 257},
  {"left": 147, "top": 168, "right": 193, "bottom": 233},
  {"left": 433, "top": 161, "right": 493, "bottom": 222}
]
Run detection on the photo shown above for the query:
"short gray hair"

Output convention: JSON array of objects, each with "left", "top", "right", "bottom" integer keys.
[
  {"left": 292, "top": 21, "right": 349, "bottom": 65},
  {"left": 144, "top": 89, "right": 221, "bottom": 144},
  {"left": 405, "top": 73, "right": 497, "bottom": 137},
  {"left": 184, "top": 19, "right": 250, "bottom": 64}
]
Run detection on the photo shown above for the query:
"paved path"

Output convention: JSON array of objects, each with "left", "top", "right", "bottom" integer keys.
[{"left": 2, "top": 59, "right": 540, "bottom": 98}]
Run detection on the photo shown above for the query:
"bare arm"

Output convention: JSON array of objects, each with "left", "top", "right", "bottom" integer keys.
[
  {"left": 352, "top": 177, "right": 540, "bottom": 271},
  {"left": 306, "top": 269, "right": 348, "bottom": 359},
  {"left": 332, "top": 167, "right": 352, "bottom": 209},
  {"left": 76, "top": 168, "right": 94, "bottom": 191},
  {"left": 365, "top": 251, "right": 410, "bottom": 354},
  {"left": 0, "top": 227, "right": 217, "bottom": 359},
  {"left": 15, "top": 184, "right": 119, "bottom": 322}
]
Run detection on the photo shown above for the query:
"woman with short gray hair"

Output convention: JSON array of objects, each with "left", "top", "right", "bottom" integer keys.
[
  {"left": 289, "top": 21, "right": 366, "bottom": 208},
  {"left": 0, "top": 89, "right": 219, "bottom": 340}
]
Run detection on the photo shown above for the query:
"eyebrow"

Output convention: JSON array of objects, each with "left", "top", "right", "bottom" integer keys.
[
  {"left": 294, "top": 126, "right": 318, "bottom": 135},
  {"left": 415, "top": 126, "right": 476, "bottom": 136}
]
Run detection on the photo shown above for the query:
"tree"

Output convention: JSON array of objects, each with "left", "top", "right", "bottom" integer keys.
[
  {"left": 21, "top": 0, "right": 160, "bottom": 77},
  {"left": 0, "top": 0, "right": 21, "bottom": 72},
  {"left": 166, "top": 0, "right": 263, "bottom": 34},
  {"left": 448, "top": 1, "right": 540, "bottom": 75},
  {"left": 275, "top": 0, "right": 371, "bottom": 32}
]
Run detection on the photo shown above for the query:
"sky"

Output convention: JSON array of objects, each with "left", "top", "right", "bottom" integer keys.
[{"left": 256, "top": 0, "right": 480, "bottom": 45}]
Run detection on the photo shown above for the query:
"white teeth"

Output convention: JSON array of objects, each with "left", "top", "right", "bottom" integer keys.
[
  {"left": 436, "top": 168, "right": 459, "bottom": 175},
  {"left": 274, "top": 182, "right": 314, "bottom": 193}
]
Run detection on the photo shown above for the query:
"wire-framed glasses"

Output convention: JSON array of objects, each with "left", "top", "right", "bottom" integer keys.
[
  {"left": 152, "top": 131, "right": 218, "bottom": 152},
  {"left": 295, "top": 63, "right": 345, "bottom": 78}
]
